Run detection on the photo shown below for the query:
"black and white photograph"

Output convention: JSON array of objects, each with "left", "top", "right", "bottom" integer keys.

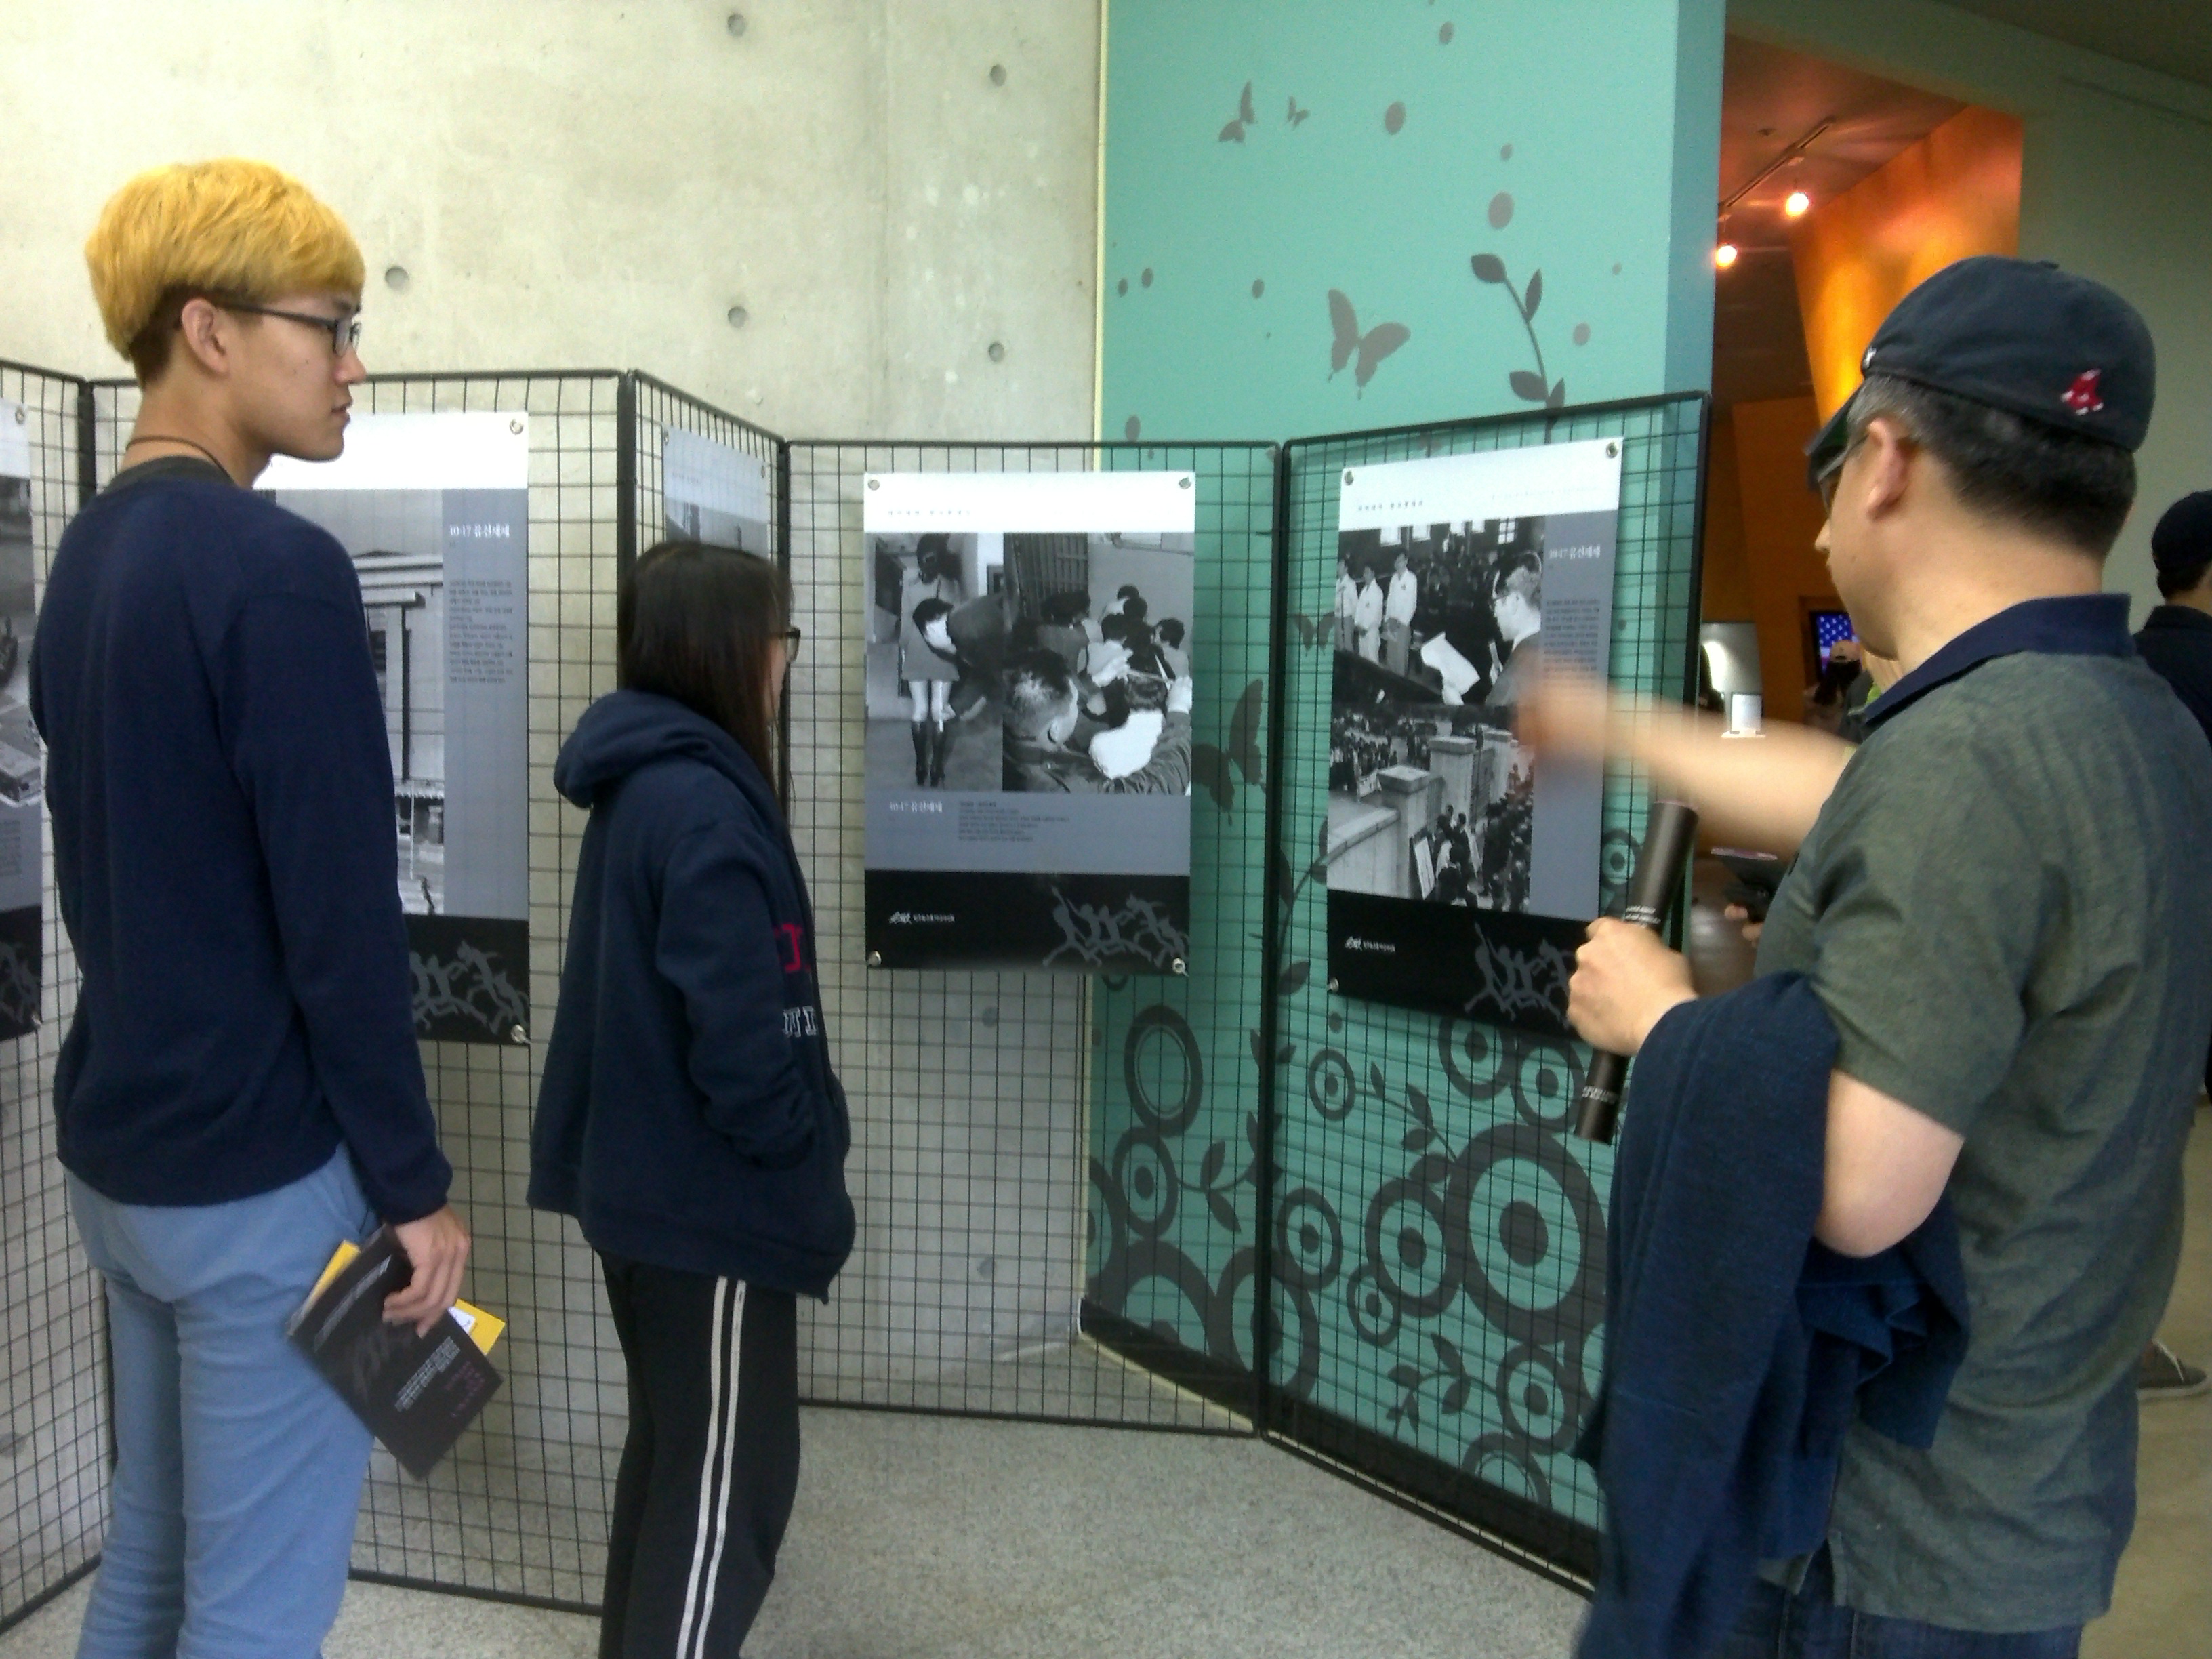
[
  {"left": 0, "top": 403, "right": 40, "bottom": 1039},
  {"left": 862, "top": 471, "right": 1197, "bottom": 972},
  {"left": 663, "top": 426, "right": 771, "bottom": 556},
  {"left": 1326, "top": 441, "right": 1622, "bottom": 1031},
  {"left": 264, "top": 413, "right": 532, "bottom": 1045}
]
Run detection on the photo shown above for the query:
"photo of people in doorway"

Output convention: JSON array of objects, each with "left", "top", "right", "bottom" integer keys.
[
  {"left": 0, "top": 403, "right": 41, "bottom": 1038},
  {"left": 1326, "top": 441, "right": 1622, "bottom": 1032},
  {"left": 265, "top": 413, "right": 532, "bottom": 1044}
]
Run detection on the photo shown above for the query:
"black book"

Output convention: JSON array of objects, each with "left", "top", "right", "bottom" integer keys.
[{"left": 287, "top": 1227, "right": 502, "bottom": 1479}]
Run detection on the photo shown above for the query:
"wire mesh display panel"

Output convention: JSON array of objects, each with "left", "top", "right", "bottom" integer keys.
[
  {"left": 1264, "top": 394, "right": 1708, "bottom": 1582},
  {"left": 786, "top": 440, "right": 1268, "bottom": 1431},
  {"left": 0, "top": 363, "right": 102, "bottom": 1637}
]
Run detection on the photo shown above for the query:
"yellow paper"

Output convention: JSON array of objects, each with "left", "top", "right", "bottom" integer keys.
[{"left": 306, "top": 1240, "right": 504, "bottom": 1356}]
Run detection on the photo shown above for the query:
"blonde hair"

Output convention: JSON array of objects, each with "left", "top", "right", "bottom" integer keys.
[{"left": 85, "top": 159, "right": 365, "bottom": 382}]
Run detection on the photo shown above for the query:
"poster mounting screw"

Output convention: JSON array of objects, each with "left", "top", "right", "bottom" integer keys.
[
  {"left": 1606, "top": 441, "right": 1618, "bottom": 457},
  {"left": 866, "top": 478, "right": 880, "bottom": 491},
  {"left": 10, "top": 409, "right": 22, "bottom": 425},
  {"left": 1327, "top": 977, "right": 1340, "bottom": 993},
  {"left": 509, "top": 419, "right": 524, "bottom": 435},
  {"left": 508, "top": 1024, "right": 528, "bottom": 1044},
  {"left": 1343, "top": 470, "right": 1355, "bottom": 485},
  {"left": 1179, "top": 475, "right": 1192, "bottom": 489},
  {"left": 1170, "top": 957, "right": 1187, "bottom": 975},
  {"left": 867, "top": 950, "right": 883, "bottom": 967}
]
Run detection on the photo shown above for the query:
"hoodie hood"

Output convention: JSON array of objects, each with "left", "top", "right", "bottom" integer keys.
[{"left": 554, "top": 689, "right": 774, "bottom": 815}]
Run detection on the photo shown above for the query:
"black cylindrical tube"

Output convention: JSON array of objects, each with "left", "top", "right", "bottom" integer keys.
[{"left": 1572, "top": 798, "right": 1701, "bottom": 1144}]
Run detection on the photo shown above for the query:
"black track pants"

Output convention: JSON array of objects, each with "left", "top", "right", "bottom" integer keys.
[{"left": 598, "top": 1256, "right": 800, "bottom": 1659}]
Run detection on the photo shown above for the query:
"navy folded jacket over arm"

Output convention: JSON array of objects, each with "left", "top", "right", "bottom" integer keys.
[{"left": 1576, "top": 972, "right": 1967, "bottom": 1659}]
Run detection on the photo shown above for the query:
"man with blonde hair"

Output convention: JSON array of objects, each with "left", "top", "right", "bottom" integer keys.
[{"left": 35, "top": 159, "right": 469, "bottom": 1657}]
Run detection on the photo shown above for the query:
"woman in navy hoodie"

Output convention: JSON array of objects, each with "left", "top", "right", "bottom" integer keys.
[{"left": 531, "top": 541, "right": 854, "bottom": 1659}]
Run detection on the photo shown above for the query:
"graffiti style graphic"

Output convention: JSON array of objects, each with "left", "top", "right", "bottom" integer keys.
[
  {"left": 1463, "top": 934, "right": 1574, "bottom": 1030},
  {"left": 1044, "top": 889, "right": 1190, "bottom": 972}
]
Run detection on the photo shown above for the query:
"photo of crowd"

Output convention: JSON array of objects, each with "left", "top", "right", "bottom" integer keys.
[
  {"left": 1327, "top": 516, "right": 1549, "bottom": 913},
  {"left": 864, "top": 530, "right": 1195, "bottom": 796}
]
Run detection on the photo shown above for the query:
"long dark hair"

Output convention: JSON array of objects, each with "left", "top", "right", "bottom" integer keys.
[{"left": 618, "top": 540, "right": 790, "bottom": 785}]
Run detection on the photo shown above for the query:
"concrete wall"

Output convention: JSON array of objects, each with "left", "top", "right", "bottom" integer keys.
[
  {"left": 1733, "top": 0, "right": 2212, "bottom": 623},
  {"left": 0, "top": 0, "right": 1109, "bottom": 1539},
  {"left": 0, "top": 1, "right": 1101, "bottom": 441}
]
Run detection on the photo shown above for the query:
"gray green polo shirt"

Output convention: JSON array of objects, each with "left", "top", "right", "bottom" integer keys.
[{"left": 1754, "top": 594, "right": 2212, "bottom": 1631}]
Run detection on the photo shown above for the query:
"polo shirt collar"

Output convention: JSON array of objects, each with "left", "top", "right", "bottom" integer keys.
[{"left": 1862, "top": 593, "right": 2135, "bottom": 731}]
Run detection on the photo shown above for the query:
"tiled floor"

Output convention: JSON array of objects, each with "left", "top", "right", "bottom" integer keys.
[{"left": 0, "top": 1408, "right": 1584, "bottom": 1659}]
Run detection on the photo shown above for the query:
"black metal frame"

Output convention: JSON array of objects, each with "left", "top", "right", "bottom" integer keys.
[{"left": 0, "top": 361, "right": 1708, "bottom": 1634}]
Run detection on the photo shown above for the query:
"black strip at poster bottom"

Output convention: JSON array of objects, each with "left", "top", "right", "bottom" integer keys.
[
  {"left": 0, "top": 903, "right": 39, "bottom": 1040},
  {"left": 1328, "top": 889, "right": 1580, "bottom": 1038},
  {"left": 408, "top": 916, "right": 531, "bottom": 1046},
  {"left": 868, "top": 872, "right": 1191, "bottom": 974}
]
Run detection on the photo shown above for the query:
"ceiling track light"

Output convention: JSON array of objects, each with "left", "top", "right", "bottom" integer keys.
[{"left": 1718, "top": 115, "right": 1835, "bottom": 218}]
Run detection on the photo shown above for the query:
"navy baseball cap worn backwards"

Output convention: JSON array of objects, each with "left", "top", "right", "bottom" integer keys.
[{"left": 1805, "top": 255, "right": 2154, "bottom": 489}]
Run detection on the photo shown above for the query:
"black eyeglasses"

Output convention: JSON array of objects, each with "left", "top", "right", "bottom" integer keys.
[{"left": 218, "top": 302, "right": 363, "bottom": 358}]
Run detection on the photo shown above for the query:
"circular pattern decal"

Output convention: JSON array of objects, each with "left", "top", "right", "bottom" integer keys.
[
  {"left": 1111, "top": 1128, "right": 1179, "bottom": 1239},
  {"left": 1496, "top": 1342, "right": 1585, "bottom": 1452},
  {"left": 1364, "top": 1164, "right": 1459, "bottom": 1319},
  {"left": 1273, "top": 1187, "right": 1343, "bottom": 1291},
  {"left": 1507, "top": 1039, "right": 1584, "bottom": 1131},
  {"left": 1437, "top": 1017, "right": 1511, "bottom": 1101},
  {"left": 1450, "top": 1122, "right": 1603, "bottom": 1347},
  {"left": 1124, "top": 1004, "right": 1203, "bottom": 1136},
  {"left": 1306, "top": 1046, "right": 1357, "bottom": 1121}
]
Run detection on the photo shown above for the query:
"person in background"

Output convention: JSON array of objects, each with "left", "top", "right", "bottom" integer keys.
[
  {"left": 1155, "top": 617, "right": 1191, "bottom": 680},
  {"left": 1539, "top": 257, "right": 2211, "bottom": 1652},
  {"left": 1485, "top": 553, "right": 1544, "bottom": 707},
  {"left": 1801, "top": 644, "right": 1862, "bottom": 736},
  {"left": 1334, "top": 554, "right": 1357, "bottom": 653},
  {"left": 533, "top": 543, "right": 855, "bottom": 1659},
  {"left": 901, "top": 538, "right": 963, "bottom": 787},
  {"left": 2130, "top": 488, "right": 2212, "bottom": 1401},
  {"left": 37, "top": 159, "right": 469, "bottom": 1657},
  {"left": 1353, "top": 560, "right": 1384, "bottom": 662},
  {"left": 1383, "top": 547, "right": 1419, "bottom": 675}
]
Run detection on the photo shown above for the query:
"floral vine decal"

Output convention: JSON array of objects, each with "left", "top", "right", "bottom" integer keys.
[{"left": 1471, "top": 254, "right": 1565, "bottom": 409}]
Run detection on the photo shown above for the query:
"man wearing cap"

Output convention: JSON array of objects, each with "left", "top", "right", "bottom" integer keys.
[
  {"left": 40, "top": 161, "right": 470, "bottom": 1656},
  {"left": 1567, "top": 255, "right": 2212, "bottom": 1650}
]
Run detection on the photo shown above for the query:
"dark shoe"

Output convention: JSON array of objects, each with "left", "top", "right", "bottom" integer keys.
[
  {"left": 2139, "top": 1340, "right": 2209, "bottom": 1401},
  {"left": 912, "top": 723, "right": 930, "bottom": 786},
  {"left": 929, "top": 723, "right": 954, "bottom": 788}
]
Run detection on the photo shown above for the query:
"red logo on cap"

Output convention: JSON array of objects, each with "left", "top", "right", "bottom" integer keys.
[{"left": 2062, "top": 370, "right": 2105, "bottom": 415}]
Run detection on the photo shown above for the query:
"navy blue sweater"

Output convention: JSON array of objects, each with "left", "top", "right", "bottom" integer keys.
[
  {"left": 31, "top": 458, "right": 449, "bottom": 1220},
  {"left": 530, "top": 691, "right": 854, "bottom": 1297},
  {"left": 1577, "top": 974, "right": 1967, "bottom": 1659}
]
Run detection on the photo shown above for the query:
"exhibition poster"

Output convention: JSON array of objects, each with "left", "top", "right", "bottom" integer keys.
[
  {"left": 863, "top": 470, "right": 1197, "bottom": 971},
  {"left": 0, "top": 403, "right": 41, "bottom": 1039},
  {"left": 1326, "top": 438, "right": 1622, "bottom": 1033},
  {"left": 264, "top": 414, "right": 532, "bottom": 1044},
  {"left": 662, "top": 427, "right": 771, "bottom": 555}
]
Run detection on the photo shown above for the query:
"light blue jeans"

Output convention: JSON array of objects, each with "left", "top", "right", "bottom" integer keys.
[{"left": 67, "top": 1147, "right": 378, "bottom": 1659}]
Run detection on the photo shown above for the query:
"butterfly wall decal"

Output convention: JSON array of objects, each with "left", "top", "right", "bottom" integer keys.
[
  {"left": 1286, "top": 95, "right": 1309, "bottom": 127},
  {"left": 1218, "top": 80, "right": 1256, "bottom": 142},
  {"left": 1327, "top": 291, "right": 1410, "bottom": 393}
]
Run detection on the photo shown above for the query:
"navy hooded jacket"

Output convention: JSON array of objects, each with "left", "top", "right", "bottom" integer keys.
[{"left": 529, "top": 689, "right": 855, "bottom": 1297}]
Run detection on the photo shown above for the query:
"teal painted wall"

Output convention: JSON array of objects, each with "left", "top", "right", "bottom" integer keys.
[
  {"left": 1088, "top": 0, "right": 1723, "bottom": 1546},
  {"left": 1099, "top": 0, "right": 1723, "bottom": 443}
]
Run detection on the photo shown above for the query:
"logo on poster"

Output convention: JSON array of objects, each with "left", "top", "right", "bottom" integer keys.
[
  {"left": 1343, "top": 936, "right": 1398, "bottom": 954},
  {"left": 886, "top": 911, "right": 955, "bottom": 926}
]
